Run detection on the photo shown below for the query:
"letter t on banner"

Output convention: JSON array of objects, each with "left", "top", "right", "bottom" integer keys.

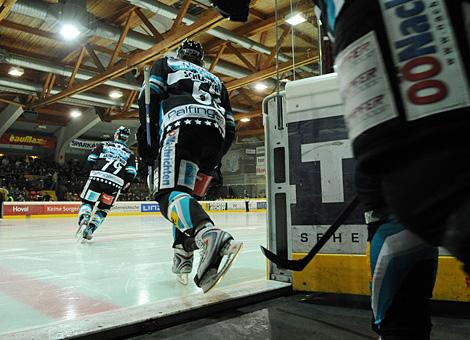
[{"left": 301, "top": 139, "right": 353, "bottom": 203}]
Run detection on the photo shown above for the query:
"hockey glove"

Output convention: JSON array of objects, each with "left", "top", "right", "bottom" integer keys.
[{"left": 136, "top": 126, "right": 158, "bottom": 166}]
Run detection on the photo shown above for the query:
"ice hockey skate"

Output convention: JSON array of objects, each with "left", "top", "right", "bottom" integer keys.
[
  {"left": 194, "top": 227, "right": 243, "bottom": 293},
  {"left": 75, "top": 214, "right": 90, "bottom": 241},
  {"left": 172, "top": 244, "right": 194, "bottom": 285},
  {"left": 82, "top": 224, "right": 97, "bottom": 241}
]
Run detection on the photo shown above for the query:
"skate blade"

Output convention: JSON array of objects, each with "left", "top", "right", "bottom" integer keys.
[
  {"left": 201, "top": 241, "right": 243, "bottom": 294},
  {"left": 176, "top": 273, "right": 189, "bottom": 285},
  {"left": 75, "top": 224, "right": 85, "bottom": 242}
]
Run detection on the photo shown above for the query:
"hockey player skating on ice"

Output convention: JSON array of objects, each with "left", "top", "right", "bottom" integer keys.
[
  {"left": 76, "top": 126, "right": 137, "bottom": 241},
  {"left": 137, "top": 39, "right": 242, "bottom": 293}
]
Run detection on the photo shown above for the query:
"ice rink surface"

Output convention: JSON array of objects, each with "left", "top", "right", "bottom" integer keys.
[{"left": 0, "top": 212, "right": 267, "bottom": 335}]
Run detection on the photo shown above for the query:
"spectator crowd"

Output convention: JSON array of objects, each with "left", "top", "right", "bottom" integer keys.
[
  {"left": 0, "top": 155, "right": 148, "bottom": 202},
  {"left": 1, "top": 155, "right": 265, "bottom": 202}
]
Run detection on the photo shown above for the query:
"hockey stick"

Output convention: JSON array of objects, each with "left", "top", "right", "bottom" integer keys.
[
  {"left": 260, "top": 194, "right": 360, "bottom": 271},
  {"left": 143, "top": 65, "right": 154, "bottom": 193}
]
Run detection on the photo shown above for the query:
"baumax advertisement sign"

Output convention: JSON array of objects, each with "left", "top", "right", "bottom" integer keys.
[{"left": 0, "top": 133, "right": 56, "bottom": 149}]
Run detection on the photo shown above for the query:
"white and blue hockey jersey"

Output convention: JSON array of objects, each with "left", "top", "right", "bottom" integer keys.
[
  {"left": 87, "top": 141, "right": 137, "bottom": 187},
  {"left": 138, "top": 57, "right": 235, "bottom": 154}
]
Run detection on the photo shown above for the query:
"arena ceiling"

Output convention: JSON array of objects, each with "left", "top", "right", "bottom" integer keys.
[{"left": 0, "top": 0, "right": 319, "bottom": 144}]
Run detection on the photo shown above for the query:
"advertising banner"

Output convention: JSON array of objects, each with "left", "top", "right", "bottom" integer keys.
[
  {"left": 226, "top": 201, "right": 244, "bottom": 210},
  {"left": 0, "top": 133, "right": 56, "bottom": 149},
  {"left": 69, "top": 139, "right": 100, "bottom": 150},
  {"left": 140, "top": 203, "right": 160, "bottom": 213},
  {"left": 207, "top": 202, "right": 227, "bottom": 211},
  {"left": 256, "top": 201, "right": 267, "bottom": 209},
  {"left": 2, "top": 200, "right": 266, "bottom": 217},
  {"left": 3, "top": 203, "right": 80, "bottom": 216},
  {"left": 113, "top": 202, "right": 141, "bottom": 213}
]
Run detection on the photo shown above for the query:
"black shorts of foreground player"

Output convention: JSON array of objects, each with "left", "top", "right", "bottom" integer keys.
[{"left": 137, "top": 40, "right": 242, "bottom": 293}]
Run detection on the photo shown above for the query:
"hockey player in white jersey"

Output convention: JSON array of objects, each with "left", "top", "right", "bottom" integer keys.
[
  {"left": 76, "top": 126, "right": 137, "bottom": 240},
  {"left": 137, "top": 40, "right": 242, "bottom": 292}
]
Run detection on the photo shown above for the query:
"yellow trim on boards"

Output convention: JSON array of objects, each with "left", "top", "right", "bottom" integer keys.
[{"left": 291, "top": 253, "right": 470, "bottom": 302}]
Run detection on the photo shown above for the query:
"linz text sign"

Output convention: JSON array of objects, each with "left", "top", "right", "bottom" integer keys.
[{"left": 141, "top": 203, "right": 160, "bottom": 212}]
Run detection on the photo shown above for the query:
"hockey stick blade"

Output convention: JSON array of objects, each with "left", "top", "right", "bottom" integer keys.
[{"left": 261, "top": 195, "right": 360, "bottom": 271}]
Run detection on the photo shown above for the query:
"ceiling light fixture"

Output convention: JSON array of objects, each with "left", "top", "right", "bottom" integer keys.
[
  {"left": 70, "top": 109, "right": 82, "bottom": 118},
  {"left": 286, "top": 13, "right": 306, "bottom": 26},
  {"left": 254, "top": 82, "right": 268, "bottom": 91},
  {"left": 109, "top": 90, "right": 124, "bottom": 99},
  {"left": 8, "top": 66, "right": 24, "bottom": 77},
  {"left": 240, "top": 117, "right": 251, "bottom": 123},
  {"left": 60, "top": 23, "right": 81, "bottom": 40}
]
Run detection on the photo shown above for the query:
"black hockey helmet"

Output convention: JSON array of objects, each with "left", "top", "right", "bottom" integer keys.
[
  {"left": 114, "top": 126, "right": 130, "bottom": 142},
  {"left": 177, "top": 39, "right": 204, "bottom": 66}
]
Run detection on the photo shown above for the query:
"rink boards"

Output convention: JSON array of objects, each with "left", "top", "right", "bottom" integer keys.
[
  {"left": 2, "top": 199, "right": 267, "bottom": 218},
  {"left": 264, "top": 74, "right": 470, "bottom": 303}
]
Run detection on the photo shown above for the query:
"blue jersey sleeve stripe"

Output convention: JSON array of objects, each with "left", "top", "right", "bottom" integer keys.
[
  {"left": 150, "top": 75, "right": 167, "bottom": 85},
  {"left": 150, "top": 78, "right": 167, "bottom": 91},
  {"left": 150, "top": 81, "right": 166, "bottom": 92},
  {"left": 149, "top": 83, "right": 162, "bottom": 94}
]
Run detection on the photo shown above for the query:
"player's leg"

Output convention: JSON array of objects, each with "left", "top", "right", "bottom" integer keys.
[
  {"left": 158, "top": 187, "right": 239, "bottom": 285},
  {"left": 158, "top": 190, "right": 209, "bottom": 284},
  {"left": 172, "top": 229, "right": 194, "bottom": 284},
  {"left": 368, "top": 216, "right": 438, "bottom": 340},
  {"left": 192, "top": 129, "right": 243, "bottom": 292},
  {"left": 77, "top": 179, "right": 100, "bottom": 238},
  {"left": 356, "top": 169, "right": 438, "bottom": 339},
  {"left": 78, "top": 201, "right": 93, "bottom": 227},
  {"left": 155, "top": 127, "right": 242, "bottom": 291},
  {"left": 154, "top": 128, "right": 203, "bottom": 282},
  {"left": 83, "top": 187, "right": 119, "bottom": 240},
  {"left": 158, "top": 190, "right": 242, "bottom": 291},
  {"left": 82, "top": 203, "right": 108, "bottom": 240}
]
